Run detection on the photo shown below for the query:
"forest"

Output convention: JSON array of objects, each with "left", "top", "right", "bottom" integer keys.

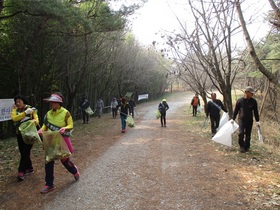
[{"left": 0, "top": 0, "right": 279, "bottom": 148}]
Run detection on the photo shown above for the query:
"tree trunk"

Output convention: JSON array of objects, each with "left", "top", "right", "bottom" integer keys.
[{"left": 235, "top": 0, "right": 280, "bottom": 88}]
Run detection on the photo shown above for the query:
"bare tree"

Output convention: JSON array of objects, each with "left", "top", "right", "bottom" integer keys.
[
  {"left": 235, "top": 0, "right": 280, "bottom": 88},
  {"left": 166, "top": 0, "right": 243, "bottom": 116}
]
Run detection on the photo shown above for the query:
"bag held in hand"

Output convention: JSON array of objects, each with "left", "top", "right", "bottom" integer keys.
[
  {"left": 155, "top": 110, "right": 161, "bottom": 119},
  {"left": 42, "top": 130, "right": 72, "bottom": 163},
  {"left": 19, "top": 120, "right": 41, "bottom": 144},
  {"left": 84, "top": 107, "right": 94, "bottom": 115},
  {"left": 126, "top": 115, "right": 135, "bottom": 127}
]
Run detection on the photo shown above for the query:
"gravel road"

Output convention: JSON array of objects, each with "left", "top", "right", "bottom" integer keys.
[{"left": 44, "top": 92, "right": 248, "bottom": 210}]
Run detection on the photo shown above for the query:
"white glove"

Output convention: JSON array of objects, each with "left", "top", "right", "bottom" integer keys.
[
  {"left": 256, "top": 121, "right": 260, "bottom": 126},
  {"left": 25, "top": 108, "right": 34, "bottom": 115}
]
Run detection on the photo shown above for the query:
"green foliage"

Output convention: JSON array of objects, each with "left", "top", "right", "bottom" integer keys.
[{"left": 0, "top": 0, "right": 169, "bottom": 139}]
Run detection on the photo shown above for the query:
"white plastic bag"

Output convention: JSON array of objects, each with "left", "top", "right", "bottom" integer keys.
[
  {"left": 212, "top": 120, "right": 239, "bottom": 147},
  {"left": 217, "top": 112, "right": 229, "bottom": 131},
  {"left": 84, "top": 107, "right": 94, "bottom": 115}
]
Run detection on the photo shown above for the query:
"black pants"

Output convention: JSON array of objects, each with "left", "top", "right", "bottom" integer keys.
[
  {"left": 210, "top": 115, "right": 220, "bottom": 135},
  {"left": 238, "top": 120, "right": 253, "bottom": 150},
  {"left": 17, "top": 134, "right": 33, "bottom": 173},
  {"left": 112, "top": 108, "right": 118, "bottom": 118},
  {"left": 130, "top": 107, "right": 135, "bottom": 117},
  {"left": 160, "top": 112, "right": 166, "bottom": 126},
  {"left": 82, "top": 110, "right": 89, "bottom": 123},
  {"left": 192, "top": 106, "right": 198, "bottom": 116},
  {"left": 45, "top": 158, "right": 77, "bottom": 187}
]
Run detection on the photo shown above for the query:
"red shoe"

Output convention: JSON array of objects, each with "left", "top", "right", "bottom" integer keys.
[
  {"left": 41, "top": 185, "right": 55, "bottom": 194},
  {"left": 17, "top": 172, "right": 25, "bottom": 181},
  {"left": 121, "top": 129, "right": 126, "bottom": 133},
  {"left": 74, "top": 167, "right": 80, "bottom": 181}
]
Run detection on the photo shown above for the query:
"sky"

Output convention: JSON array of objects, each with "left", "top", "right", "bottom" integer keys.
[{"left": 127, "top": 0, "right": 272, "bottom": 47}]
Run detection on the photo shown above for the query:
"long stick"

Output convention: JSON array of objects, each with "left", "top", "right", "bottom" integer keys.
[{"left": 201, "top": 117, "right": 209, "bottom": 129}]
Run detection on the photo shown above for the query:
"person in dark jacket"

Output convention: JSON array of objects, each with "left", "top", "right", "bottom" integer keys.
[
  {"left": 158, "top": 99, "right": 169, "bottom": 127},
  {"left": 232, "top": 86, "right": 260, "bottom": 153},
  {"left": 191, "top": 93, "right": 200, "bottom": 117},
  {"left": 128, "top": 97, "right": 136, "bottom": 118},
  {"left": 118, "top": 97, "right": 131, "bottom": 133},
  {"left": 206, "top": 93, "right": 227, "bottom": 136},
  {"left": 79, "top": 96, "right": 90, "bottom": 124}
]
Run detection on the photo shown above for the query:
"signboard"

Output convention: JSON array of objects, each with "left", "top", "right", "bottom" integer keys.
[
  {"left": 0, "top": 99, "right": 14, "bottom": 122},
  {"left": 138, "top": 94, "right": 149, "bottom": 101}
]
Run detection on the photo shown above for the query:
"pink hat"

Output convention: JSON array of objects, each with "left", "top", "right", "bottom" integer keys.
[{"left": 44, "top": 94, "right": 63, "bottom": 103}]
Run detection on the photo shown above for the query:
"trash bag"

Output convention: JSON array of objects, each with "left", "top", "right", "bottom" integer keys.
[
  {"left": 126, "top": 115, "right": 135, "bottom": 127},
  {"left": 257, "top": 126, "right": 264, "bottom": 143},
  {"left": 18, "top": 120, "right": 41, "bottom": 145},
  {"left": 217, "top": 112, "right": 229, "bottom": 131},
  {"left": 197, "top": 106, "right": 202, "bottom": 113},
  {"left": 42, "top": 130, "right": 72, "bottom": 163},
  {"left": 155, "top": 110, "right": 161, "bottom": 119},
  {"left": 84, "top": 106, "right": 94, "bottom": 115},
  {"left": 212, "top": 120, "right": 239, "bottom": 147}
]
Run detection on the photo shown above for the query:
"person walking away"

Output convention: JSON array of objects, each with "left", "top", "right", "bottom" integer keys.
[
  {"left": 79, "top": 96, "right": 90, "bottom": 124},
  {"left": 129, "top": 97, "right": 136, "bottom": 118},
  {"left": 232, "top": 86, "right": 260, "bottom": 153},
  {"left": 117, "top": 97, "right": 131, "bottom": 133},
  {"left": 111, "top": 97, "right": 118, "bottom": 118},
  {"left": 95, "top": 97, "right": 104, "bottom": 118},
  {"left": 206, "top": 93, "right": 227, "bottom": 137},
  {"left": 191, "top": 93, "right": 200, "bottom": 117},
  {"left": 38, "top": 93, "right": 80, "bottom": 193},
  {"left": 11, "top": 94, "right": 39, "bottom": 181},
  {"left": 158, "top": 99, "right": 169, "bottom": 127}
]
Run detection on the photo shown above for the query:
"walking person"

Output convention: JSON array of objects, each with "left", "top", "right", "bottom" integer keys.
[
  {"left": 206, "top": 93, "right": 227, "bottom": 137},
  {"left": 191, "top": 93, "right": 200, "bottom": 117},
  {"left": 95, "top": 97, "right": 104, "bottom": 118},
  {"left": 118, "top": 97, "right": 131, "bottom": 133},
  {"left": 38, "top": 93, "right": 80, "bottom": 193},
  {"left": 158, "top": 99, "right": 169, "bottom": 127},
  {"left": 111, "top": 97, "right": 118, "bottom": 118},
  {"left": 79, "top": 96, "right": 90, "bottom": 124},
  {"left": 11, "top": 94, "right": 39, "bottom": 181},
  {"left": 232, "top": 86, "right": 260, "bottom": 153},
  {"left": 129, "top": 97, "right": 136, "bottom": 118}
]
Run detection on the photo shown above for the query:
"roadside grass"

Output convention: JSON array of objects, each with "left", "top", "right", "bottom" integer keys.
[
  {"left": 182, "top": 103, "right": 280, "bottom": 208},
  {"left": 0, "top": 138, "right": 18, "bottom": 181}
]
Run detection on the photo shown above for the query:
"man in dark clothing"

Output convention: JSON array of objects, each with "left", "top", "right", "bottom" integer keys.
[
  {"left": 128, "top": 97, "right": 136, "bottom": 118},
  {"left": 232, "top": 86, "right": 260, "bottom": 153},
  {"left": 80, "top": 96, "right": 90, "bottom": 124},
  {"left": 158, "top": 99, "right": 169, "bottom": 127},
  {"left": 206, "top": 93, "right": 227, "bottom": 136}
]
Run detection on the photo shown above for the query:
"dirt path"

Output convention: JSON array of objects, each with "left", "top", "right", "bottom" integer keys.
[{"left": 1, "top": 92, "right": 279, "bottom": 210}]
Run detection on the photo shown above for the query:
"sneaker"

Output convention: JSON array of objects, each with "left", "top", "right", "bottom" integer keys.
[
  {"left": 121, "top": 130, "right": 126, "bottom": 133},
  {"left": 17, "top": 172, "right": 25, "bottom": 181},
  {"left": 41, "top": 185, "right": 55, "bottom": 194},
  {"left": 25, "top": 169, "right": 34, "bottom": 175},
  {"left": 239, "top": 147, "right": 245, "bottom": 153},
  {"left": 74, "top": 167, "right": 80, "bottom": 181}
]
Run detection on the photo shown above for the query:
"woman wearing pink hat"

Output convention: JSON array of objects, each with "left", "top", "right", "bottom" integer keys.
[{"left": 39, "top": 92, "right": 80, "bottom": 193}]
